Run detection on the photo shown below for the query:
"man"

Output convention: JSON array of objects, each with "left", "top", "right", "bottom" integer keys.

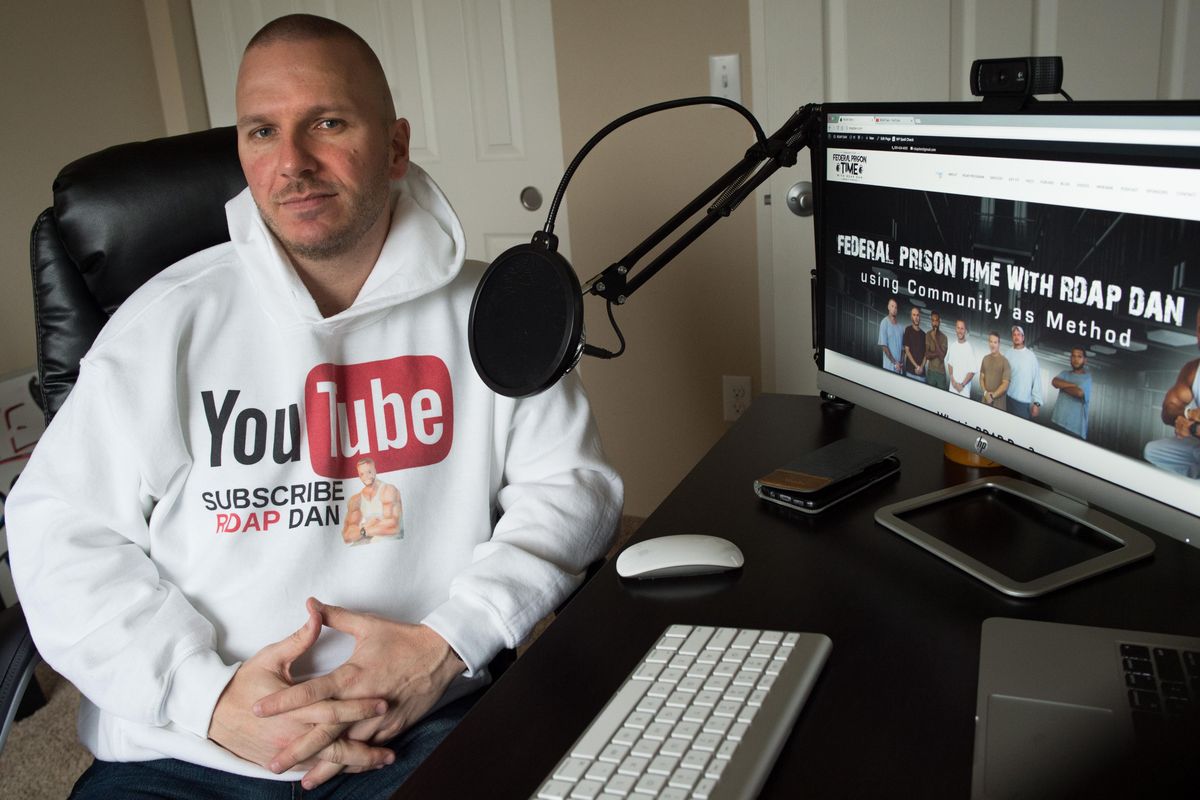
[
  {"left": 1049, "top": 348, "right": 1092, "bottom": 439},
  {"left": 923, "top": 311, "right": 949, "bottom": 390},
  {"left": 979, "top": 331, "right": 1011, "bottom": 411},
  {"left": 7, "top": 14, "right": 621, "bottom": 798},
  {"left": 343, "top": 457, "right": 402, "bottom": 543},
  {"left": 902, "top": 306, "right": 927, "bottom": 381},
  {"left": 878, "top": 297, "right": 904, "bottom": 373},
  {"left": 1006, "top": 325, "right": 1043, "bottom": 419},
  {"left": 1144, "top": 308, "right": 1200, "bottom": 477},
  {"left": 944, "top": 319, "right": 977, "bottom": 399}
]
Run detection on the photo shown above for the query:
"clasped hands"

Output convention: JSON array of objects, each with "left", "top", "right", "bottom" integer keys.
[{"left": 208, "top": 597, "right": 465, "bottom": 789}]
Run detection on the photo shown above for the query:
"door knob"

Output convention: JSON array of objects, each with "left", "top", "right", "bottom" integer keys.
[
  {"left": 786, "top": 181, "right": 813, "bottom": 217},
  {"left": 520, "top": 186, "right": 543, "bottom": 211}
]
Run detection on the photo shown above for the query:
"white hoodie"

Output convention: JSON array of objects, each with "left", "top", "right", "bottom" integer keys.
[{"left": 7, "top": 165, "right": 622, "bottom": 779}]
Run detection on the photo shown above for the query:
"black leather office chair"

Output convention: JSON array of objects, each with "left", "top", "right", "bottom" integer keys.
[
  {"left": 0, "top": 126, "right": 245, "bottom": 751},
  {"left": 31, "top": 127, "right": 246, "bottom": 419}
]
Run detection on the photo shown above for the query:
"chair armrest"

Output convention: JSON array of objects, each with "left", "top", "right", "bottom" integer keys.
[{"left": 0, "top": 603, "right": 41, "bottom": 752}]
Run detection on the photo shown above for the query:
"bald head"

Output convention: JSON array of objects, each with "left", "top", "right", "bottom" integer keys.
[{"left": 244, "top": 14, "right": 395, "bottom": 120}]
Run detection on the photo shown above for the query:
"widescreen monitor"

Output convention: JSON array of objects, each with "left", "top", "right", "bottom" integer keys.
[{"left": 811, "top": 100, "right": 1200, "bottom": 573}]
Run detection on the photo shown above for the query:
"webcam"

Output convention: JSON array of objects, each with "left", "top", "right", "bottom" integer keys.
[{"left": 970, "top": 56, "right": 1064, "bottom": 98}]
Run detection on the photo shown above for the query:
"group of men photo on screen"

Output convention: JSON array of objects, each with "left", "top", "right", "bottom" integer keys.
[{"left": 877, "top": 297, "right": 1200, "bottom": 479}]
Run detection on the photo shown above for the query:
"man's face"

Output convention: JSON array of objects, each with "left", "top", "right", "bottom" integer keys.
[
  {"left": 357, "top": 461, "right": 377, "bottom": 487},
  {"left": 910, "top": 307, "right": 921, "bottom": 328},
  {"left": 1070, "top": 349, "right": 1086, "bottom": 371},
  {"left": 235, "top": 38, "right": 410, "bottom": 263},
  {"left": 1011, "top": 327, "right": 1025, "bottom": 348},
  {"left": 955, "top": 320, "right": 966, "bottom": 342},
  {"left": 887, "top": 299, "right": 897, "bottom": 319},
  {"left": 930, "top": 313, "right": 940, "bottom": 331},
  {"left": 989, "top": 334, "right": 1000, "bottom": 353}
]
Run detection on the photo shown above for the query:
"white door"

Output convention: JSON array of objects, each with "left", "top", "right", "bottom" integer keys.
[
  {"left": 752, "top": 0, "right": 1200, "bottom": 396},
  {"left": 190, "top": 0, "right": 568, "bottom": 262}
]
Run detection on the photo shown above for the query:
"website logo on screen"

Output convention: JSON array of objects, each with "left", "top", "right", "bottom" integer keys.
[{"left": 832, "top": 152, "right": 867, "bottom": 179}]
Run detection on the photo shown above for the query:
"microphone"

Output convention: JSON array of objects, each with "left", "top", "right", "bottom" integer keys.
[
  {"left": 468, "top": 233, "right": 587, "bottom": 398},
  {"left": 467, "top": 98, "right": 816, "bottom": 399}
]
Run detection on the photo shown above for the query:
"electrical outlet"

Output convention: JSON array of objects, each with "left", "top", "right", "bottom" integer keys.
[{"left": 722, "top": 375, "right": 752, "bottom": 421}]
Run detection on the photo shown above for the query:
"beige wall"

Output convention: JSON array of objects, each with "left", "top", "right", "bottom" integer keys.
[
  {"left": 144, "top": 0, "right": 210, "bottom": 136},
  {"left": 553, "top": 0, "right": 759, "bottom": 516},
  {"left": 0, "top": 0, "right": 168, "bottom": 377}
]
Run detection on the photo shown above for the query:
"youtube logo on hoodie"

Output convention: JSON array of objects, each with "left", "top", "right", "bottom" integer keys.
[{"left": 305, "top": 355, "right": 454, "bottom": 478}]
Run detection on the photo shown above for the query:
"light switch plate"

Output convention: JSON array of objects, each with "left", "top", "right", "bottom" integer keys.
[{"left": 709, "top": 54, "right": 741, "bottom": 103}]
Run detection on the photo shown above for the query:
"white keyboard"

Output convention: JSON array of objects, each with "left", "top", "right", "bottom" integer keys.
[{"left": 533, "top": 624, "right": 832, "bottom": 800}]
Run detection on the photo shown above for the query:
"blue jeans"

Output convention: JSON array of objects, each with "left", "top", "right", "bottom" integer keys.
[
  {"left": 1144, "top": 435, "right": 1200, "bottom": 478},
  {"left": 68, "top": 691, "right": 479, "bottom": 800}
]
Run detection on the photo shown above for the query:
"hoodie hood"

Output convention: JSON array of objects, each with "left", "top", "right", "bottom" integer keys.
[{"left": 226, "top": 162, "right": 467, "bottom": 328}]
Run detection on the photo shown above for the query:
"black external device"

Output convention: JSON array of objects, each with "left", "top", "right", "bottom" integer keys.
[
  {"left": 756, "top": 455, "right": 900, "bottom": 514},
  {"left": 754, "top": 439, "right": 900, "bottom": 514}
]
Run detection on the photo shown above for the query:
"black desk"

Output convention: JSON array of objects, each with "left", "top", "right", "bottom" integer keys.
[{"left": 396, "top": 393, "right": 1200, "bottom": 798}]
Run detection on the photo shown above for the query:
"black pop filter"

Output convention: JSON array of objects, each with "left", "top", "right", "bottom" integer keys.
[{"left": 469, "top": 240, "right": 585, "bottom": 397}]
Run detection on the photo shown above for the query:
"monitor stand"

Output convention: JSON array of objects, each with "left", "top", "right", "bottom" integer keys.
[{"left": 874, "top": 476, "right": 1155, "bottom": 597}]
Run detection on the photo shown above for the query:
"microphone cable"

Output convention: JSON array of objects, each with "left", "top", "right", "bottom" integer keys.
[
  {"left": 541, "top": 97, "right": 768, "bottom": 359},
  {"left": 586, "top": 299, "right": 627, "bottom": 360},
  {"left": 541, "top": 96, "right": 768, "bottom": 237}
]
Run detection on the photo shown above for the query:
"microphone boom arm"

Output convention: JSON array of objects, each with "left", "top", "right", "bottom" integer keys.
[{"left": 583, "top": 104, "right": 818, "bottom": 305}]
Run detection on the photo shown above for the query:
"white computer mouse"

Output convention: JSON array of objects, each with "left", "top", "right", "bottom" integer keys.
[{"left": 616, "top": 534, "right": 744, "bottom": 580}]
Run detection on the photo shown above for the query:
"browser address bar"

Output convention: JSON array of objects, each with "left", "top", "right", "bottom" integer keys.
[{"left": 827, "top": 121, "right": 1200, "bottom": 147}]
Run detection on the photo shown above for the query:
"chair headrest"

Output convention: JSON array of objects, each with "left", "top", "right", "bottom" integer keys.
[
  {"left": 32, "top": 126, "right": 248, "bottom": 421},
  {"left": 52, "top": 126, "right": 247, "bottom": 315}
]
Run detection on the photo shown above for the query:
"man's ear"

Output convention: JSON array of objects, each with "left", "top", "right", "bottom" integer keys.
[{"left": 389, "top": 118, "right": 411, "bottom": 179}]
